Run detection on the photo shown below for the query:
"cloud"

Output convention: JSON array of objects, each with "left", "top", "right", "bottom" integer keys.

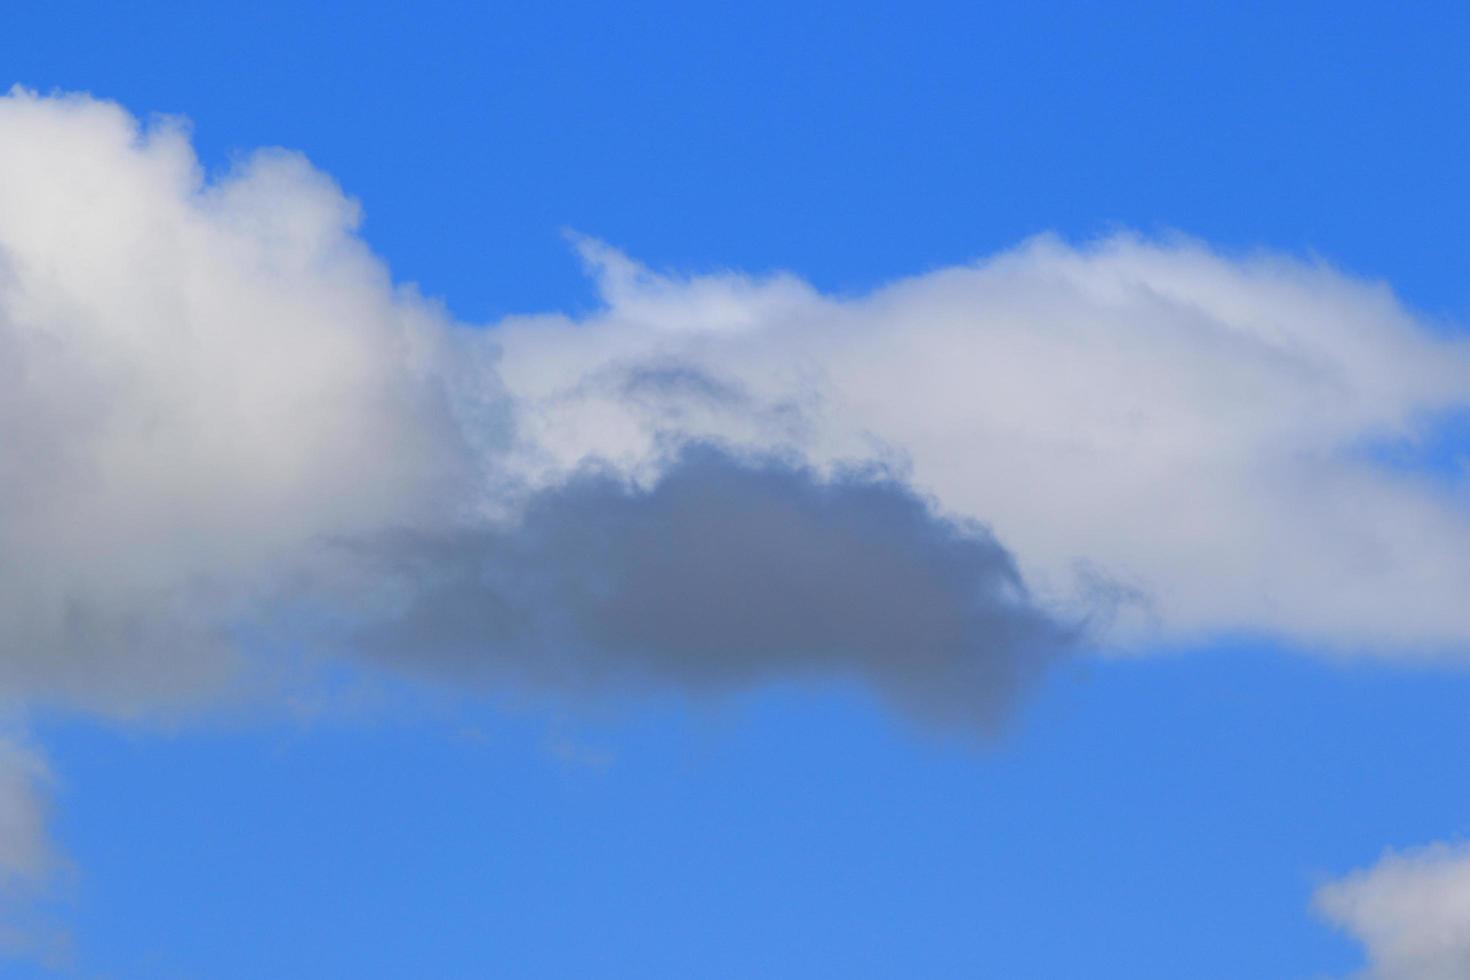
[
  {"left": 0, "top": 89, "right": 1078, "bottom": 931},
  {"left": 0, "top": 87, "right": 474, "bottom": 716},
  {"left": 349, "top": 445, "right": 1076, "bottom": 730},
  {"left": 0, "top": 734, "right": 66, "bottom": 965},
  {"left": 8, "top": 87, "right": 1470, "bottom": 956},
  {"left": 0, "top": 86, "right": 1084, "bottom": 727},
  {"left": 0, "top": 84, "right": 1468, "bottom": 726},
  {"left": 0, "top": 736, "right": 52, "bottom": 889},
  {"left": 493, "top": 233, "right": 1470, "bottom": 654},
  {"left": 1317, "top": 842, "right": 1470, "bottom": 980}
]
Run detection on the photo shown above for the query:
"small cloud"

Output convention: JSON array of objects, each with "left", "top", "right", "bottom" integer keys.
[{"left": 1317, "top": 840, "right": 1470, "bottom": 980}]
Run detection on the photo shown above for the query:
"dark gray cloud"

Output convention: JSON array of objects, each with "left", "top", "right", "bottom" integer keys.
[{"left": 352, "top": 446, "right": 1079, "bottom": 730}]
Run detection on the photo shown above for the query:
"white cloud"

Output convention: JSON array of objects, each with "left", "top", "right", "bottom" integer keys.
[
  {"left": 3, "top": 86, "right": 1470, "bottom": 721},
  {"left": 1318, "top": 842, "right": 1470, "bottom": 980},
  {"left": 10, "top": 88, "right": 1470, "bottom": 955},
  {"left": 2, "top": 83, "right": 1470, "bottom": 725},
  {"left": 493, "top": 234, "right": 1470, "bottom": 654},
  {"left": 0, "top": 87, "right": 475, "bottom": 716}
]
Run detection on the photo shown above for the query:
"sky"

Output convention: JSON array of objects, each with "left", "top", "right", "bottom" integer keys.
[{"left": 2, "top": 2, "right": 1470, "bottom": 977}]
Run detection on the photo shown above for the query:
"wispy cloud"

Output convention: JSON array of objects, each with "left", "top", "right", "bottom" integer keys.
[
  {"left": 0, "top": 736, "right": 51, "bottom": 888},
  {"left": 0, "top": 734, "right": 65, "bottom": 965}
]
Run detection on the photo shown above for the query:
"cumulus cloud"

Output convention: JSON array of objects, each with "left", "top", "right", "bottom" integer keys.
[
  {"left": 2, "top": 84, "right": 1470, "bottom": 728},
  {"left": 0, "top": 87, "right": 1078, "bottom": 727},
  {"left": 494, "top": 233, "right": 1470, "bottom": 653},
  {"left": 0, "top": 89, "right": 1078, "bottom": 945},
  {"left": 0, "top": 88, "right": 474, "bottom": 716},
  {"left": 1318, "top": 842, "right": 1470, "bottom": 980},
  {"left": 5, "top": 83, "right": 1470, "bottom": 970},
  {"left": 3, "top": 83, "right": 1470, "bottom": 727}
]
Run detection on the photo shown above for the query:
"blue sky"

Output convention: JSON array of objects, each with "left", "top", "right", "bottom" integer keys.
[
  {"left": 10, "top": 0, "right": 1469, "bottom": 321},
  {"left": 3, "top": 3, "right": 1470, "bottom": 978}
]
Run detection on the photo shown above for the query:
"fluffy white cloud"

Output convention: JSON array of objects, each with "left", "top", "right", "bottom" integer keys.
[
  {"left": 4, "top": 86, "right": 1470, "bottom": 721},
  {"left": 5, "top": 83, "right": 1470, "bottom": 972},
  {"left": 1318, "top": 842, "right": 1470, "bottom": 980},
  {"left": 0, "top": 88, "right": 475, "bottom": 716},
  {"left": 494, "top": 234, "right": 1470, "bottom": 653},
  {"left": 3, "top": 84, "right": 1470, "bottom": 722}
]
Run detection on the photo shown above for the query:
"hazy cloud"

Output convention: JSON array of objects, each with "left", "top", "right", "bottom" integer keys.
[
  {"left": 0, "top": 736, "right": 51, "bottom": 889},
  {"left": 0, "top": 734, "right": 64, "bottom": 964}
]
